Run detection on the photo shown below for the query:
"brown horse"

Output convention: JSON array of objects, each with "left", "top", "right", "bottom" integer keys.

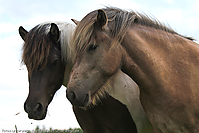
[
  {"left": 67, "top": 7, "right": 199, "bottom": 132},
  {"left": 19, "top": 22, "right": 144, "bottom": 133}
]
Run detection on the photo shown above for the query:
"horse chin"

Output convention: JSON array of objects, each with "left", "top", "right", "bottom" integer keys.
[
  {"left": 78, "top": 94, "right": 100, "bottom": 110},
  {"left": 28, "top": 108, "right": 47, "bottom": 120},
  {"left": 68, "top": 79, "right": 112, "bottom": 109}
]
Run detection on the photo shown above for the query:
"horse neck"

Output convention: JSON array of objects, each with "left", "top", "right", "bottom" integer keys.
[{"left": 121, "top": 24, "right": 195, "bottom": 90}]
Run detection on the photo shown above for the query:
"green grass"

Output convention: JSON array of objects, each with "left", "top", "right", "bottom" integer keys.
[{"left": 25, "top": 125, "right": 83, "bottom": 133}]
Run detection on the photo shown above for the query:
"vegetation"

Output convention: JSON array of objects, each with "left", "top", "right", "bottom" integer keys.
[{"left": 26, "top": 126, "right": 83, "bottom": 133}]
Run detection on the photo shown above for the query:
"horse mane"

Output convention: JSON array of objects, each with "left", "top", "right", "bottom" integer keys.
[
  {"left": 22, "top": 22, "right": 75, "bottom": 74},
  {"left": 133, "top": 12, "right": 194, "bottom": 41},
  {"left": 58, "top": 22, "right": 76, "bottom": 63},
  {"left": 73, "top": 7, "right": 194, "bottom": 53}
]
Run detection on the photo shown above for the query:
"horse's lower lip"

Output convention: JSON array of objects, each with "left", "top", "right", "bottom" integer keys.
[
  {"left": 33, "top": 117, "right": 45, "bottom": 120},
  {"left": 28, "top": 115, "right": 34, "bottom": 119},
  {"left": 31, "top": 115, "right": 45, "bottom": 120},
  {"left": 28, "top": 115, "right": 45, "bottom": 120}
]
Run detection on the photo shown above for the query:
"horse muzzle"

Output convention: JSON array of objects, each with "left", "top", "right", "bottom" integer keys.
[
  {"left": 24, "top": 102, "right": 47, "bottom": 120},
  {"left": 66, "top": 89, "right": 90, "bottom": 107}
]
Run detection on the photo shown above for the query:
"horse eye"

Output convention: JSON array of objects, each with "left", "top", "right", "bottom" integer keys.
[{"left": 88, "top": 44, "right": 98, "bottom": 52}]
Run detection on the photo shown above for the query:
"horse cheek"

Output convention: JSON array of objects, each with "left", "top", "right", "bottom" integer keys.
[{"left": 101, "top": 50, "right": 121, "bottom": 76}]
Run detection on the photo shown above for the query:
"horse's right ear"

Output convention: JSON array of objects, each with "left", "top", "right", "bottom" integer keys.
[
  {"left": 71, "top": 19, "right": 79, "bottom": 25},
  {"left": 50, "top": 23, "right": 60, "bottom": 42},
  {"left": 19, "top": 26, "right": 28, "bottom": 41}
]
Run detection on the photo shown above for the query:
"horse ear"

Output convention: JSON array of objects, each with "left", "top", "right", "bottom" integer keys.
[
  {"left": 50, "top": 23, "right": 60, "bottom": 42},
  {"left": 71, "top": 19, "right": 79, "bottom": 25},
  {"left": 19, "top": 26, "right": 28, "bottom": 41},
  {"left": 97, "top": 9, "right": 108, "bottom": 28}
]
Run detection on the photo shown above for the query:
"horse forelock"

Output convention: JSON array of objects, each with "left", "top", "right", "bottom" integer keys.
[
  {"left": 22, "top": 22, "right": 75, "bottom": 74},
  {"left": 72, "top": 7, "right": 137, "bottom": 53},
  {"left": 22, "top": 23, "right": 52, "bottom": 74},
  {"left": 72, "top": 11, "right": 97, "bottom": 54}
]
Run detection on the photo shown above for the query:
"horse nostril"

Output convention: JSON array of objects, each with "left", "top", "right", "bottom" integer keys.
[
  {"left": 84, "top": 94, "right": 89, "bottom": 104},
  {"left": 24, "top": 102, "right": 28, "bottom": 113},
  {"left": 34, "top": 103, "right": 43, "bottom": 113},
  {"left": 71, "top": 91, "right": 76, "bottom": 101}
]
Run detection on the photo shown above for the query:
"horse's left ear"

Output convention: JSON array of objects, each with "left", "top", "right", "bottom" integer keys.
[
  {"left": 19, "top": 26, "right": 28, "bottom": 41},
  {"left": 97, "top": 9, "right": 108, "bottom": 28},
  {"left": 50, "top": 23, "right": 60, "bottom": 42}
]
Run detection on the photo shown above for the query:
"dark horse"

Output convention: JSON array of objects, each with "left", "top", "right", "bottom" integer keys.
[
  {"left": 67, "top": 7, "right": 199, "bottom": 132},
  {"left": 19, "top": 22, "right": 144, "bottom": 133}
]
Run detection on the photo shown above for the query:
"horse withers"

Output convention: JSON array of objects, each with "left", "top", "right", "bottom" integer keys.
[
  {"left": 67, "top": 7, "right": 199, "bottom": 132},
  {"left": 19, "top": 22, "right": 145, "bottom": 133}
]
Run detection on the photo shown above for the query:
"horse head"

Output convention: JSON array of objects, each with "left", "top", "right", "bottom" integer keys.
[
  {"left": 19, "top": 23, "right": 66, "bottom": 120},
  {"left": 67, "top": 9, "right": 124, "bottom": 108}
]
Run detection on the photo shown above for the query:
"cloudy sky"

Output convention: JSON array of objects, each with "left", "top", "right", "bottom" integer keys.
[{"left": 0, "top": 0, "right": 199, "bottom": 132}]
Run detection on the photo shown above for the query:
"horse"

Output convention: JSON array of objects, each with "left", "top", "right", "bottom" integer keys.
[
  {"left": 19, "top": 22, "right": 152, "bottom": 133},
  {"left": 66, "top": 7, "right": 199, "bottom": 133}
]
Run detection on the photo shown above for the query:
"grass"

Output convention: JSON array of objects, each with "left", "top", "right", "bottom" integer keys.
[{"left": 14, "top": 125, "right": 83, "bottom": 133}]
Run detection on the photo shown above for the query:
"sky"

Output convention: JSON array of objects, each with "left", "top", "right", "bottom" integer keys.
[{"left": 0, "top": 0, "right": 199, "bottom": 132}]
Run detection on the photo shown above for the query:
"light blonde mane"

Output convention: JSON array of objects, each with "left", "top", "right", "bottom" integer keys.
[{"left": 57, "top": 22, "right": 76, "bottom": 63}]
